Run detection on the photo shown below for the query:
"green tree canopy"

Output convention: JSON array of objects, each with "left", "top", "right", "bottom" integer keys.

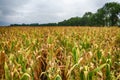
[{"left": 102, "top": 2, "right": 120, "bottom": 26}]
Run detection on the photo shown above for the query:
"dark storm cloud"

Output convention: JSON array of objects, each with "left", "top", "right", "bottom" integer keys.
[{"left": 0, "top": 0, "right": 120, "bottom": 25}]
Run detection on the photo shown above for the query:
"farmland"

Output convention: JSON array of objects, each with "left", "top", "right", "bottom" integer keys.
[{"left": 0, "top": 26, "right": 120, "bottom": 80}]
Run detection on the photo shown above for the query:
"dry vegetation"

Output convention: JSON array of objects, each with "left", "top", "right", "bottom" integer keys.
[{"left": 0, "top": 26, "right": 120, "bottom": 80}]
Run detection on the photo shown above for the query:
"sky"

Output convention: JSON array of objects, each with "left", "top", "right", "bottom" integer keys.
[{"left": 0, "top": 0, "right": 120, "bottom": 25}]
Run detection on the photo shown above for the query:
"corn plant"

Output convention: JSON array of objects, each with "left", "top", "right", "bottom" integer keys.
[{"left": 0, "top": 27, "right": 119, "bottom": 80}]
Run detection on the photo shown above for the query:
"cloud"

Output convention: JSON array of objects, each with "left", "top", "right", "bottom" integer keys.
[{"left": 0, "top": 0, "right": 120, "bottom": 25}]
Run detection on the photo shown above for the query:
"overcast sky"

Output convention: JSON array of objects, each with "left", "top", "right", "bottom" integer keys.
[{"left": 0, "top": 0, "right": 120, "bottom": 25}]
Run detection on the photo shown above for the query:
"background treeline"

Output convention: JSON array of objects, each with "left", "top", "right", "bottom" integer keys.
[{"left": 10, "top": 2, "right": 120, "bottom": 27}]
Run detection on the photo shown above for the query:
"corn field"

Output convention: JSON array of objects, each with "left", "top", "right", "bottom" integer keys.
[{"left": 0, "top": 26, "right": 120, "bottom": 80}]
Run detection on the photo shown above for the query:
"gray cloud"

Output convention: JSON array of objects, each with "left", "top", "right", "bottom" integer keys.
[{"left": 0, "top": 0, "right": 120, "bottom": 25}]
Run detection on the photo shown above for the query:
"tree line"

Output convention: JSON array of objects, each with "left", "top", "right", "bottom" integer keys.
[{"left": 10, "top": 2, "right": 120, "bottom": 27}]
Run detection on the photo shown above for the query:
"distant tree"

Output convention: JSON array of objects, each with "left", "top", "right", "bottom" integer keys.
[
  {"left": 95, "top": 8, "right": 106, "bottom": 26},
  {"left": 58, "top": 17, "right": 82, "bottom": 26},
  {"left": 30, "top": 23, "right": 39, "bottom": 26},
  {"left": 102, "top": 2, "right": 120, "bottom": 26},
  {"left": 82, "top": 12, "right": 93, "bottom": 26},
  {"left": 40, "top": 23, "right": 57, "bottom": 26},
  {"left": 89, "top": 2, "right": 120, "bottom": 27}
]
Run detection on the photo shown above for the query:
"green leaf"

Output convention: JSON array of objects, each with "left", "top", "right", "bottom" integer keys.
[
  {"left": 55, "top": 75, "right": 62, "bottom": 80},
  {"left": 106, "top": 64, "right": 111, "bottom": 80},
  {"left": 72, "top": 47, "right": 78, "bottom": 64},
  {"left": 97, "top": 49, "right": 102, "bottom": 60},
  {"left": 93, "top": 63, "right": 106, "bottom": 72},
  {"left": 4, "top": 62, "right": 11, "bottom": 80},
  {"left": 88, "top": 71, "right": 94, "bottom": 80},
  {"left": 80, "top": 71, "right": 84, "bottom": 80},
  {"left": 47, "top": 36, "right": 52, "bottom": 44},
  {"left": 20, "top": 73, "right": 30, "bottom": 80}
]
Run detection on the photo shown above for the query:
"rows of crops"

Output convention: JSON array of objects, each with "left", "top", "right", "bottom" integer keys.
[{"left": 0, "top": 27, "right": 120, "bottom": 80}]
